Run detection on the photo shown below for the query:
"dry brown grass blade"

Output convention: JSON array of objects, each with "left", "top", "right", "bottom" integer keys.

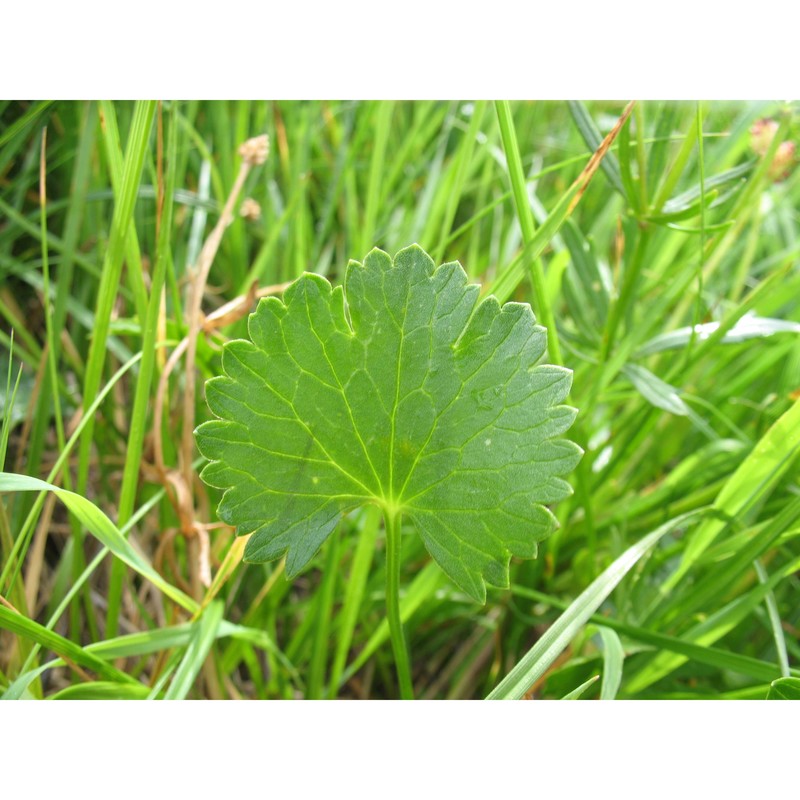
[
  {"left": 146, "top": 136, "right": 272, "bottom": 595},
  {"left": 0, "top": 592, "right": 19, "bottom": 612},
  {"left": 196, "top": 533, "right": 246, "bottom": 616},
  {"left": 180, "top": 135, "right": 269, "bottom": 504},
  {"left": 202, "top": 279, "right": 290, "bottom": 331},
  {"left": 151, "top": 279, "right": 289, "bottom": 529},
  {"left": 13, "top": 342, "right": 48, "bottom": 475},
  {"left": 23, "top": 492, "right": 56, "bottom": 614},
  {"left": 567, "top": 99, "right": 636, "bottom": 215}
]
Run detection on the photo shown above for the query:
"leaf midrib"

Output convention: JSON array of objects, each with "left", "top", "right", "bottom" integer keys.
[
  {"left": 386, "top": 272, "right": 412, "bottom": 506},
  {"left": 301, "top": 288, "right": 385, "bottom": 496}
]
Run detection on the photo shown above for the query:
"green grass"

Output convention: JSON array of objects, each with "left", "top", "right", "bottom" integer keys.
[{"left": 0, "top": 99, "right": 798, "bottom": 699}]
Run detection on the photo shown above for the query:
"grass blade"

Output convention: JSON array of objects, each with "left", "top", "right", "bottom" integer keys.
[
  {"left": 163, "top": 600, "right": 224, "bottom": 700},
  {"left": 494, "top": 100, "right": 562, "bottom": 365},
  {"left": 754, "top": 559, "right": 791, "bottom": 679},
  {"left": 107, "top": 102, "right": 178, "bottom": 637},
  {"left": 0, "top": 605, "right": 135, "bottom": 685},
  {"left": 562, "top": 674, "right": 599, "bottom": 700},
  {"left": 487, "top": 512, "right": 699, "bottom": 699},
  {"left": 766, "top": 678, "right": 800, "bottom": 700},
  {"left": 0, "top": 101, "right": 54, "bottom": 149},
  {"left": 664, "top": 398, "right": 800, "bottom": 590},
  {"left": 0, "top": 472, "right": 198, "bottom": 613},
  {"left": 567, "top": 100, "right": 626, "bottom": 197},
  {"left": 598, "top": 627, "right": 625, "bottom": 700},
  {"left": 511, "top": 583, "right": 795, "bottom": 686},
  {"left": 76, "top": 101, "right": 156, "bottom": 498},
  {"left": 49, "top": 682, "right": 151, "bottom": 700},
  {"left": 328, "top": 507, "right": 379, "bottom": 697},
  {"left": 490, "top": 101, "right": 635, "bottom": 306}
]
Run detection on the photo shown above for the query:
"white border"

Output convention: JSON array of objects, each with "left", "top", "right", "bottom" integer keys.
[
  {"left": 3, "top": 2, "right": 798, "bottom": 99},
  {"left": 2, "top": 4, "right": 797, "bottom": 795},
  {"left": 2, "top": 701, "right": 796, "bottom": 794}
]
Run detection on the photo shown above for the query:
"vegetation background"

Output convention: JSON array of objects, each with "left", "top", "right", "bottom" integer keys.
[{"left": 0, "top": 99, "right": 798, "bottom": 700}]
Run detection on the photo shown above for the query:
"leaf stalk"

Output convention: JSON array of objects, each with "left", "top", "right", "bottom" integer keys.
[{"left": 384, "top": 510, "right": 414, "bottom": 700}]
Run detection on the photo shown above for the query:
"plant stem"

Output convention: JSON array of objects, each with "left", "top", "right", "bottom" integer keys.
[
  {"left": 494, "top": 100, "right": 563, "bottom": 367},
  {"left": 384, "top": 510, "right": 414, "bottom": 699}
]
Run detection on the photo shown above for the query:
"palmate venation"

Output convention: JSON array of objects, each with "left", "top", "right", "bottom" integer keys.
[{"left": 196, "top": 244, "right": 581, "bottom": 601}]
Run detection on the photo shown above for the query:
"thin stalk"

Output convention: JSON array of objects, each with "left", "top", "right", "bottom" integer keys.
[
  {"left": 634, "top": 102, "right": 648, "bottom": 210},
  {"left": 598, "top": 225, "right": 651, "bottom": 366},
  {"left": 685, "top": 101, "right": 707, "bottom": 367},
  {"left": 494, "top": 100, "right": 562, "bottom": 366},
  {"left": 38, "top": 129, "right": 68, "bottom": 472},
  {"left": 666, "top": 110, "right": 792, "bottom": 329},
  {"left": 40, "top": 129, "right": 83, "bottom": 641},
  {"left": 384, "top": 510, "right": 413, "bottom": 699},
  {"left": 20, "top": 103, "right": 95, "bottom": 547}
]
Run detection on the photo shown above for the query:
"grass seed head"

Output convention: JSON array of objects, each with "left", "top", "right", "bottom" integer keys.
[
  {"left": 238, "top": 134, "right": 270, "bottom": 166},
  {"left": 239, "top": 197, "right": 262, "bottom": 221},
  {"left": 750, "top": 117, "right": 796, "bottom": 181}
]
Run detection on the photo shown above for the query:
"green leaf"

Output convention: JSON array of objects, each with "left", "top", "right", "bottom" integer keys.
[
  {"left": 766, "top": 678, "right": 800, "bottom": 700},
  {"left": 196, "top": 244, "right": 581, "bottom": 603}
]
